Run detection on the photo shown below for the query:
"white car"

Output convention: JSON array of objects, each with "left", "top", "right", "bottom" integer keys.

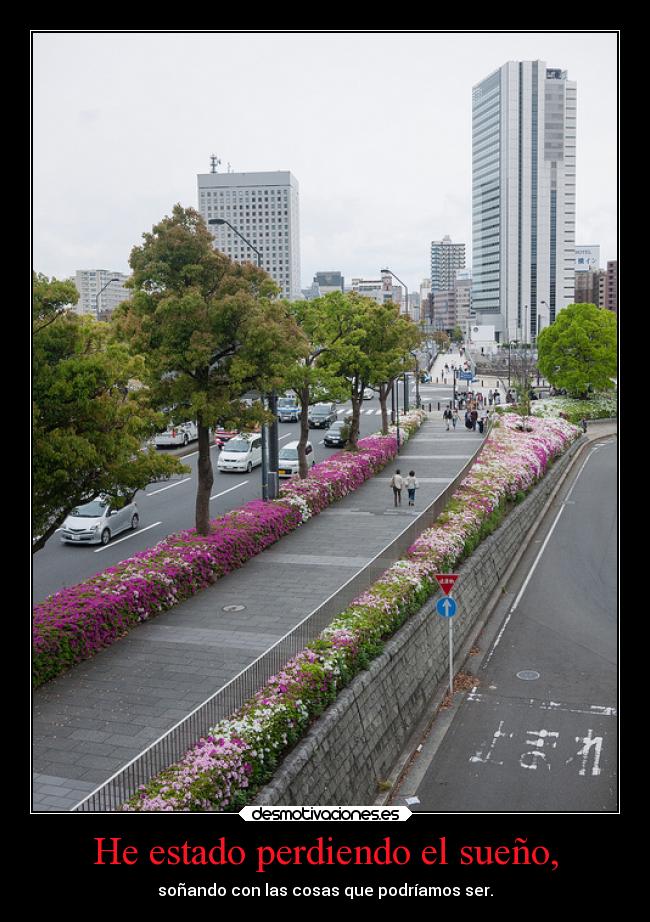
[
  {"left": 154, "top": 421, "right": 198, "bottom": 448},
  {"left": 217, "top": 433, "right": 263, "bottom": 473},
  {"left": 277, "top": 440, "right": 315, "bottom": 478},
  {"left": 362, "top": 387, "right": 374, "bottom": 400},
  {"left": 60, "top": 497, "right": 139, "bottom": 546}
]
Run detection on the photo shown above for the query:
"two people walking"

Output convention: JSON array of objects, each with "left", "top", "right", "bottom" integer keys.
[{"left": 390, "top": 469, "right": 419, "bottom": 507}]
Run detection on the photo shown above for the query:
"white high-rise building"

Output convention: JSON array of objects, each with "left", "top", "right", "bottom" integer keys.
[
  {"left": 197, "top": 169, "right": 301, "bottom": 300},
  {"left": 74, "top": 270, "right": 131, "bottom": 318},
  {"left": 430, "top": 236, "right": 465, "bottom": 294},
  {"left": 472, "top": 61, "right": 576, "bottom": 342}
]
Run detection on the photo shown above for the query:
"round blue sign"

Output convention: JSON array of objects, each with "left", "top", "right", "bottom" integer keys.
[{"left": 436, "top": 596, "right": 457, "bottom": 618}]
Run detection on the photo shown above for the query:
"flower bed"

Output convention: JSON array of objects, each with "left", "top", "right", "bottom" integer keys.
[
  {"left": 531, "top": 391, "right": 617, "bottom": 424},
  {"left": 33, "top": 411, "right": 426, "bottom": 688},
  {"left": 124, "top": 414, "right": 581, "bottom": 812}
]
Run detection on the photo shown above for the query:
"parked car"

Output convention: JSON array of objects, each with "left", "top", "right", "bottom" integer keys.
[
  {"left": 362, "top": 387, "right": 374, "bottom": 400},
  {"left": 277, "top": 440, "right": 315, "bottom": 478},
  {"left": 60, "top": 496, "right": 139, "bottom": 546},
  {"left": 154, "top": 421, "right": 198, "bottom": 448},
  {"left": 308, "top": 403, "right": 337, "bottom": 429},
  {"left": 213, "top": 427, "right": 239, "bottom": 450},
  {"left": 276, "top": 396, "right": 301, "bottom": 422},
  {"left": 217, "top": 433, "right": 263, "bottom": 473},
  {"left": 324, "top": 420, "right": 349, "bottom": 447}
]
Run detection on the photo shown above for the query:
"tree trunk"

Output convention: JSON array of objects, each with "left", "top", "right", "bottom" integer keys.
[
  {"left": 348, "top": 392, "right": 361, "bottom": 450},
  {"left": 297, "top": 384, "right": 310, "bottom": 478},
  {"left": 195, "top": 421, "right": 214, "bottom": 535},
  {"left": 379, "top": 383, "right": 389, "bottom": 435}
]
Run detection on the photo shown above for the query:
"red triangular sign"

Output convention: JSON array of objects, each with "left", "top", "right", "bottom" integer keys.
[{"left": 434, "top": 574, "right": 459, "bottom": 595}]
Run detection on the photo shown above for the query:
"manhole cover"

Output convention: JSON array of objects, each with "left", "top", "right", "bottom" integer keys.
[
  {"left": 517, "top": 670, "right": 540, "bottom": 681},
  {"left": 222, "top": 604, "right": 246, "bottom": 612}
]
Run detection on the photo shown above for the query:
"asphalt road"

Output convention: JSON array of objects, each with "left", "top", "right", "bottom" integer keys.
[
  {"left": 395, "top": 436, "right": 617, "bottom": 813},
  {"left": 33, "top": 380, "right": 430, "bottom": 604}
]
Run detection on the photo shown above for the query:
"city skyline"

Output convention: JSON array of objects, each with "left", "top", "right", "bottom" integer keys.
[{"left": 33, "top": 32, "right": 617, "bottom": 294}]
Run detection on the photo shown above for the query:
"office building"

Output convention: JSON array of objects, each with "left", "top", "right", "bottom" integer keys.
[
  {"left": 351, "top": 274, "right": 403, "bottom": 310},
  {"left": 74, "top": 270, "right": 131, "bottom": 319},
  {"left": 430, "top": 236, "right": 465, "bottom": 294},
  {"left": 605, "top": 260, "right": 618, "bottom": 313},
  {"left": 198, "top": 169, "right": 301, "bottom": 300},
  {"left": 472, "top": 61, "right": 576, "bottom": 342},
  {"left": 575, "top": 267, "right": 606, "bottom": 307}
]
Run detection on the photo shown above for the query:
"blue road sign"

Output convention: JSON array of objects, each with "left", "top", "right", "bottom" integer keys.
[
  {"left": 436, "top": 595, "right": 457, "bottom": 618},
  {"left": 459, "top": 371, "right": 473, "bottom": 381}
]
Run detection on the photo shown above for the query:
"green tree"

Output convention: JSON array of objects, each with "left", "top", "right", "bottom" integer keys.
[
  {"left": 537, "top": 303, "right": 617, "bottom": 397},
  {"left": 32, "top": 276, "right": 186, "bottom": 553},
  {"left": 114, "top": 205, "right": 306, "bottom": 533},
  {"left": 365, "top": 304, "right": 422, "bottom": 434},
  {"left": 432, "top": 330, "right": 450, "bottom": 351},
  {"left": 282, "top": 294, "right": 351, "bottom": 478}
]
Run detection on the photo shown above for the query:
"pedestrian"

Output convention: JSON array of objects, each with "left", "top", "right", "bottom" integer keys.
[
  {"left": 406, "top": 470, "right": 419, "bottom": 506},
  {"left": 478, "top": 407, "right": 488, "bottom": 433},
  {"left": 390, "top": 469, "right": 403, "bottom": 506},
  {"left": 465, "top": 409, "right": 472, "bottom": 430},
  {"left": 470, "top": 408, "right": 478, "bottom": 431},
  {"left": 452, "top": 408, "right": 459, "bottom": 429},
  {"left": 581, "top": 417, "right": 588, "bottom": 433},
  {"left": 488, "top": 388, "right": 493, "bottom": 407},
  {"left": 443, "top": 407, "right": 452, "bottom": 430}
]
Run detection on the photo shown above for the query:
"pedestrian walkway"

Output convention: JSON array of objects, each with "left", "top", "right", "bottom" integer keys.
[{"left": 32, "top": 415, "right": 485, "bottom": 812}]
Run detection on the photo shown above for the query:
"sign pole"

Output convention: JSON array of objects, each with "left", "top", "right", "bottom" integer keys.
[{"left": 448, "top": 617, "right": 453, "bottom": 699}]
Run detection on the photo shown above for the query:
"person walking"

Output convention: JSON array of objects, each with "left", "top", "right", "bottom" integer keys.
[
  {"left": 406, "top": 470, "right": 419, "bottom": 507},
  {"left": 452, "top": 408, "right": 459, "bottom": 429},
  {"left": 581, "top": 417, "right": 588, "bottom": 433},
  {"left": 390, "top": 469, "right": 404, "bottom": 507},
  {"left": 470, "top": 408, "right": 478, "bottom": 431},
  {"left": 443, "top": 407, "right": 452, "bottom": 430}
]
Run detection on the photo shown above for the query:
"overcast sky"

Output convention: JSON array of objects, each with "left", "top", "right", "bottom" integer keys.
[{"left": 33, "top": 31, "right": 618, "bottom": 293}]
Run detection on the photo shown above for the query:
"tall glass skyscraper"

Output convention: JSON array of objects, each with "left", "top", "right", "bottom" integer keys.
[{"left": 472, "top": 61, "right": 576, "bottom": 343}]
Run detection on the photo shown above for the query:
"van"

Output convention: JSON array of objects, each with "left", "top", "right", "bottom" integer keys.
[
  {"left": 277, "top": 440, "right": 315, "bottom": 478},
  {"left": 217, "top": 433, "right": 263, "bottom": 473}
]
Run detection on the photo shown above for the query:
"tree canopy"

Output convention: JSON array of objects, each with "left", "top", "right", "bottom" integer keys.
[
  {"left": 114, "top": 204, "right": 307, "bottom": 532},
  {"left": 32, "top": 274, "right": 186, "bottom": 552},
  {"left": 537, "top": 302, "right": 617, "bottom": 397}
]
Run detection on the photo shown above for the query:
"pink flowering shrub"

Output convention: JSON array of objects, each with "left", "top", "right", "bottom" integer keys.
[
  {"left": 33, "top": 412, "right": 426, "bottom": 688},
  {"left": 124, "top": 415, "right": 580, "bottom": 811}
]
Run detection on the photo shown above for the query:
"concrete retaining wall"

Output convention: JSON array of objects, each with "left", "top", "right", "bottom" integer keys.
[{"left": 254, "top": 437, "right": 584, "bottom": 805}]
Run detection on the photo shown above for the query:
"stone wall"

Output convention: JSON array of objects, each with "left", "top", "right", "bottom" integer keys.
[{"left": 254, "top": 437, "right": 584, "bottom": 805}]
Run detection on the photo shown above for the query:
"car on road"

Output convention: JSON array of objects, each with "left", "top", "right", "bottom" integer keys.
[
  {"left": 324, "top": 420, "right": 349, "bottom": 447},
  {"left": 154, "top": 421, "right": 198, "bottom": 448},
  {"left": 217, "top": 433, "right": 263, "bottom": 473},
  {"left": 277, "top": 440, "right": 315, "bottom": 478},
  {"left": 60, "top": 497, "right": 139, "bottom": 546},
  {"left": 308, "top": 403, "right": 337, "bottom": 429},
  {"left": 276, "top": 396, "right": 301, "bottom": 422},
  {"left": 213, "top": 427, "right": 239, "bottom": 450},
  {"left": 362, "top": 387, "right": 374, "bottom": 400}
]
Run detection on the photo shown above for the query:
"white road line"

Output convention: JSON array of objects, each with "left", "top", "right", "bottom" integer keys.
[
  {"left": 484, "top": 444, "right": 604, "bottom": 667},
  {"left": 210, "top": 481, "right": 249, "bottom": 501},
  {"left": 147, "top": 478, "right": 192, "bottom": 496},
  {"left": 94, "top": 522, "right": 162, "bottom": 552},
  {"left": 279, "top": 433, "right": 292, "bottom": 441}
]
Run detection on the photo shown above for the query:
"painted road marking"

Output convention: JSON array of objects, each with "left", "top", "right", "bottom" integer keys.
[
  {"left": 210, "top": 481, "right": 249, "bottom": 502},
  {"left": 94, "top": 522, "right": 163, "bottom": 552},
  {"left": 148, "top": 478, "right": 192, "bottom": 496}
]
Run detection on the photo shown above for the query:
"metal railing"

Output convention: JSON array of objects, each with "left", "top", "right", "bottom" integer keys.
[{"left": 73, "top": 421, "right": 492, "bottom": 812}]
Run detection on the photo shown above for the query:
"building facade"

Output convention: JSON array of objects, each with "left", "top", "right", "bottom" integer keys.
[
  {"left": 74, "top": 270, "right": 131, "bottom": 319},
  {"left": 574, "top": 268, "right": 606, "bottom": 307},
  {"left": 350, "top": 274, "right": 403, "bottom": 310},
  {"left": 472, "top": 61, "right": 576, "bottom": 342},
  {"left": 605, "top": 260, "right": 618, "bottom": 313},
  {"left": 197, "top": 170, "right": 301, "bottom": 300},
  {"left": 430, "top": 236, "right": 465, "bottom": 294}
]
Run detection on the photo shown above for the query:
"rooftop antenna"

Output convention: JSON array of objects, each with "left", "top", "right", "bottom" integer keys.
[{"left": 210, "top": 153, "right": 221, "bottom": 174}]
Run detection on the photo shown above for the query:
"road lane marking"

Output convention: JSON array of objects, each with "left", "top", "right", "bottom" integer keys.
[
  {"left": 484, "top": 444, "right": 606, "bottom": 667},
  {"left": 147, "top": 478, "right": 192, "bottom": 496},
  {"left": 94, "top": 522, "right": 163, "bottom": 552},
  {"left": 210, "top": 481, "right": 249, "bottom": 501}
]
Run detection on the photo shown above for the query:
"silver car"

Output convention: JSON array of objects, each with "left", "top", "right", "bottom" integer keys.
[{"left": 60, "top": 497, "right": 139, "bottom": 546}]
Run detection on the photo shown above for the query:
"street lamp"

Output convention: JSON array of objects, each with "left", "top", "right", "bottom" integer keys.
[
  {"left": 208, "top": 218, "right": 277, "bottom": 501},
  {"left": 381, "top": 268, "right": 409, "bottom": 412},
  {"left": 95, "top": 277, "right": 121, "bottom": 320},
  {"left": 410, "top": 351, "right": 421, "bottom": 409}
]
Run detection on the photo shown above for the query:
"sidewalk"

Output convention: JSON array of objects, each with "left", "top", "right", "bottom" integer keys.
[{"left": 33, "top": 414, "right": 485, "bottom": 811}]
